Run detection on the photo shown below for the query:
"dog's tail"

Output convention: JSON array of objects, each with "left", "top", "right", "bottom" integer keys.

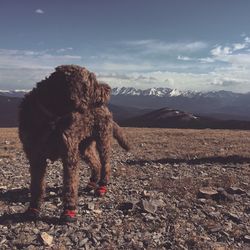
[{"left": 113, "top": 121, "right": 130, "bottom": 151}]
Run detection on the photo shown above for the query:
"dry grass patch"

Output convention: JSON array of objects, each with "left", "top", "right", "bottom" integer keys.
[
  {"left": 125, "top": 127, "right": 250, "bottom": 161},
  {"left": 0, "top": 128, "right": 21, "bottom": 158}
]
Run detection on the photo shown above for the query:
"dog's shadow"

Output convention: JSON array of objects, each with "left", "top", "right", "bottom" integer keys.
[
  {"left": 0, "top": 212, "right": 61, "bottom": 225},
  {"left": 0, "top": 187, "right": 63, "bottom": 225},
  {"left": 0, "top": 186, "right": 61, "bottom": 203},
  {"left": 126, "top": 155, "right": 250, "bottom": 166},
  {"left": 0, "top": 186, "right": 93, "bottom": 224}
]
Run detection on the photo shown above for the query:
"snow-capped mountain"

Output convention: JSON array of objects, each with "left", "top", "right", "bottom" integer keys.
[
  {"left": 111, "top": 87, "right": 243, "bottom": 99},
  {"left": 111, "top": 87, "right": 250, "bottom": 121},
  {"left": 112, "top": 87, "right": 193, "bottom": 97},
  {"left": 0, "top": 87, "right": 244, "bottom": 99},
  {"left": 0, "top": 89, "right": 30, "bottom": 98}
]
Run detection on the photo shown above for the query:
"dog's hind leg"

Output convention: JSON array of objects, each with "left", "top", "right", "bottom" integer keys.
[
  {"left": 81, "top": 141, "right": 101, "bottom": 192},
  {"left": 95, "top": 127, "right": 112, "bottom": 196},
  {"left": 25, "top": 156, "right": 46, "bottom": 219}
]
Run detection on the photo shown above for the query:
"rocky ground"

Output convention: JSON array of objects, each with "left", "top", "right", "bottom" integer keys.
[{"left": 0, "top": 128, "right": 249, "bottom": 249}]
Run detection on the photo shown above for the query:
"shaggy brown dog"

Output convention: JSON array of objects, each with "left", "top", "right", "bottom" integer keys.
[{"left": 18, "top": 65, "right": 129, "bottom": 221}]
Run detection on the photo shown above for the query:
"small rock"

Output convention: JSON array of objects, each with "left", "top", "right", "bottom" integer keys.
[
  {"left": 79, "top": 238, "right": 89, "bottom": 247},
  {"left": 86, "top": 202, "right": 95, "bottom": 211},
  {"left": 198, "top": 187, "right": 218, "bottom": 199},
  {"left": 141, "top": 199, "right": 157, "bottom": 214},
  {"left": 177, "top": 200, "right": 191, "bottom": 209},
  {"left": 118, "top": 202, "right": 136, "bottom": 212},
  {"left": 212, "top": 243, "right": 227, "bottom": 250},
  {"left": 208, "top": 224, "right": 222, "bottom": 233},
  {"left": 141, "top": 190, "right": 150, "bottom": 198},
  {"left": 26, "top": 246, "right": 37, "bottom": 250},
  {"left": 197, "top": 198, "right": 207, "bottom": 204},
  {"left": 170, "top": 176, "right": 179, "bottom": 180},
  {"left": 224, "top": 221, "right": 233, "bottom": 232},
  {"left": 225, "top": 212, "right": 242, "bottom": 224},
  {"left": 216, "top": 188, "right": 234, "bottom": 201},
  {"left": 40, "top": 232, "right": 53, "bottom": 246},
  {"left": 227, "top": 187, "right": 246, "bottom": 195},
  {"left": 243, "top": 235, "right": 250, "bottom": 243},
  {"left": 93, "top": 209, "right": 102, "bottom": 214},
  {"left": 245, "top": 207, "right": 250, "bottom": 214},
  {"left": 209, "top": 211, "right": 221, "bottom": 219},
  {"left": 32, "top": 228, "right": 39, "bottom": 234}
]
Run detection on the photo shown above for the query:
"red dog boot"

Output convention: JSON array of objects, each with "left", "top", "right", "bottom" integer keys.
[
  {"left": 95, "top": 185, "right": 107, "bottom": 197},
  {"left": 24, "top": 207, "right": 40, "bottom": 220},
  {"left": 60, "top": 209, "right": 77, "bottom": 223},
  {"left": 84, "top": 181, "right": 98, "bottom": 193}
]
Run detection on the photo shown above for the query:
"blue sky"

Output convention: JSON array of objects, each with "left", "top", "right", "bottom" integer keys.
[{"left": 1, "top": 0, "right": 250, "bottom": 92}]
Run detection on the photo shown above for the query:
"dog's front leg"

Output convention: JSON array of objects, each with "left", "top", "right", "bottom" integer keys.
[
  {"left": 61, "top": 134, "right": 80, "bottom": 222},
  {"left": 24, "top": 156, "right": 46, "bottom": 220}
]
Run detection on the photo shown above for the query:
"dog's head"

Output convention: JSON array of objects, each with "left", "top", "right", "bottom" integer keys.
[
  {"left": 91, "top": 82, "right": 111, "bottom": 106},
  {"left": 36, "top": 65, "right": 111, "bottom": 112},
  {"left": 54, "top": 65, "right": 102, "bottom": 111}
]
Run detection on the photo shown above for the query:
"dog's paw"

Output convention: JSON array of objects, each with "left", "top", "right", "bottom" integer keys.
[
  {"left": 60, "top": 209, "right": 77, "bottom": 223},
  {"left": 95, "top": 186, "right": 107, "bottom": 197}
]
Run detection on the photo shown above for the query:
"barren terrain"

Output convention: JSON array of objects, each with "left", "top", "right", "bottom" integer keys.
[{"left": 0, "top": 128, "right": 249, "bottom": 249}]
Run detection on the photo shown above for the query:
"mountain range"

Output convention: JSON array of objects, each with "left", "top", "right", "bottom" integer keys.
[
  {"left": 1, "top": 87, "right": 250, "bottom": 129},
  {"left": 111, "top": 87, "right": 250, "bottom": 121}
]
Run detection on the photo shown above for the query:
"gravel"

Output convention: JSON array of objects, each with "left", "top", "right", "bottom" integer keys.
[{"left": 0, "top": 135, "right": 249, "bottom": 249}]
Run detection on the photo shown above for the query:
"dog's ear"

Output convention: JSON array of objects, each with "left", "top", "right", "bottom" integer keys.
[{"left": 94, "top": 83, "right": 111, "bottom": 105}]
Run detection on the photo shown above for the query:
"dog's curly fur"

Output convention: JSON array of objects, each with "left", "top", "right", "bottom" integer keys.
[{"left": 19, "top": 65, "right": 129, "bottom": 214}]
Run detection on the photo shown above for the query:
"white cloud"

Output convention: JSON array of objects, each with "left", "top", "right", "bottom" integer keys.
[
  {"left": 177, "top": 55, "right": 192, "bottom": 61},
  {"left": 90, "top": 36, "right": 250, "bottom": 92},
  {"left": 0, "top": 49, "right": 81, "bottom": 68},
  {"left": 123, "top": 40, "right": 208, "bottom": 54},
  {"left": 198, "top": 57, "right": 215, "bottom": 63},
  {"left": 97, "top": 62, "right": 154, "bottom": 72},
  {"left": 233, "top": 43, "right": 246, "bottom": 51},
  {"left": 35, "top": 9, "right": 44, "bottom": 14},
  {"left": 98, "top": 69, "right": 250, "bottom": 93},
  {"left": 210, "top": 78, "right": 244, "bottom": 87},
  {"left": 2, "top": 36, "right": 250, "bottom": 92},
  {"left": 0, "top": 48, "right": 82, "bottom": 89},
  {"left": 244, "top": 36, "right": 250, "bottom": 43},
  {"left": 211, "top": 36, "right": 250, "bottom": 59},
  {"left": 211, "top": 46, "right": 232, "bottom": 57},
  {"left": 57, "top": 47, "right": 73, "bottom": 53}
]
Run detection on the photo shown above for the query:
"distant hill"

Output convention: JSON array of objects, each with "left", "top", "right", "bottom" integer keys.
[
  {"left": 120, "top": 107, "right": 250, "bottom": 130},
  {"left": 0, "top": 95, "right": 22, "bottom": 127},
  {"left": 109, "top": 104, "right": 153, "bottom": 122}
]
